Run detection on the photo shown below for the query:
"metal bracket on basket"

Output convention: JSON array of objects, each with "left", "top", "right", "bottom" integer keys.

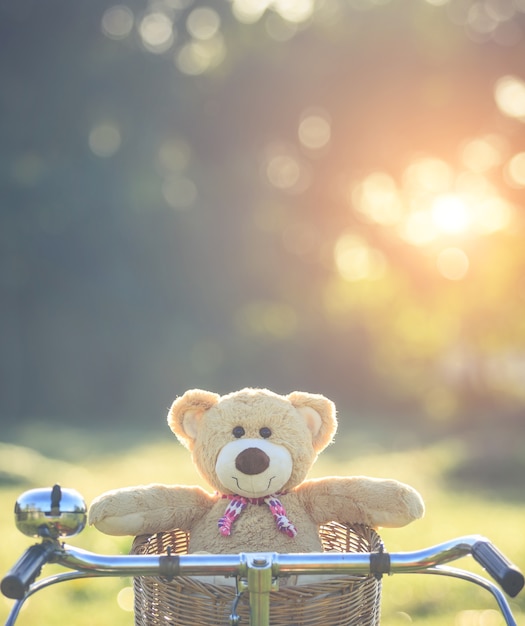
[
  {"left": 370, "top": 543, "right": 390, "bottom": 581},
  {"left": 229, "top": 586, "right": 243, "bottom": 626}
]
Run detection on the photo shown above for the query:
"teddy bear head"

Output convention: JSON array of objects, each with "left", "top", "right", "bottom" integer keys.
[{"left": 167, "top": 388, "right": 337, "bottom": 498}]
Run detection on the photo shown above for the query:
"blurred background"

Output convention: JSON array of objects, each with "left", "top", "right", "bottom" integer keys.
[{"left": 1, "top": 0, "right": 525, "bottom": 623}]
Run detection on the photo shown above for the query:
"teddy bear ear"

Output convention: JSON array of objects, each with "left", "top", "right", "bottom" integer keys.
[
  {"left": 167, "top": 389, "right": 220, "bottom": 449},
  {"left": 287, "top": 391, "right": 337, "bottom": 453}
]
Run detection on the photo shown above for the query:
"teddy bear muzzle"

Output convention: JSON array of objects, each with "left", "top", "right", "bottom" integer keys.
[{"left": 215, "top": 438, "right": 293, "bottom": 498}]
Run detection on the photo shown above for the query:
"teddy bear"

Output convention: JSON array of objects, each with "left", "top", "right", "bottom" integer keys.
[{"left": 88, "top": 388, "right": 424, "bottom": 555}]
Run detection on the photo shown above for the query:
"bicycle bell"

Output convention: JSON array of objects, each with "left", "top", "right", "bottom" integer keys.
[{"left": 15, "top": 484, "right": 87, "bottom": 538}]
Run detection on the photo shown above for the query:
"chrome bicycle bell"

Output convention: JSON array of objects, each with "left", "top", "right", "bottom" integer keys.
[{"left": 15, "top": 484, "right": 87, "bottom": 538}]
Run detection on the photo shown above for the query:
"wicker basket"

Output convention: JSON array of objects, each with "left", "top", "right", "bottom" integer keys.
[{"left": 132, "top": 522, "right": 383, "bottom": 626}]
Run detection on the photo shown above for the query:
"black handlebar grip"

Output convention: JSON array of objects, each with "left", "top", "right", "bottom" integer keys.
[
  {"left": 1, "top": 542, "right": 56, "bottom": 600},
  {"left": 472, "top": 540, "right": 524, "bottom": 597}
]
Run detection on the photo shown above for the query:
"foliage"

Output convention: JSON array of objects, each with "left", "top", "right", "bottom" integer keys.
[{"left": 2, "top": 0, "right": 525, "bottom": 429}]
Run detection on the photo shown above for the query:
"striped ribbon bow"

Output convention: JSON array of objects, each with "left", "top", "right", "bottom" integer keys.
[{"left": 218, "top": 492, "right": 297, "bottom": 538}]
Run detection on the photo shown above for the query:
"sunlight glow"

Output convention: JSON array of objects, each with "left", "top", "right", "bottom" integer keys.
[
  {"left": 400, "top": 210, "right": 437, "bottom": 246},
  {"left": 476, "top": 197, "right": 512, "bottom": 233},
  {"left": 346, "top": 150, "right": 514, "bottom": 272},
  {"left": 431, "top": 194, "right": 470, "bottom": 234},
  {"left": 494, "top": 75, "right": 525, "bottom": 121}
]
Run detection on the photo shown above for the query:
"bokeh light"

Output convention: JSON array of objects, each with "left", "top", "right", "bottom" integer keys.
[
  {"left": 6, "top": 0, "right": 525, "bottom": 497},
  {"left": 186, "top": 7, "right": 221, "bottom": 40},
  {"left": 447, "top": 0, "right": 524, "bottom": 44},
  {"left": 116, "top": 586, "right": 134, "bottom": 612},
  {"left": 175, "top": 35, "right": 226, "bottom": 75},
  {"left": 264, "top": 144, "right": 311, "bottom": 193},
  {"left": 231, "top": 0, "right": 271, "bottom": 24},
  {"left": 101, "top": 5, "right": 134, "bottom": 40},
  {"left": 400, "top": 209, "right": 437, "bottom": 246},
  {"left": 139, "top": 12, "right": 175, "bottom": 53},
  {"left": 460, "top": 135, "right": 504, "bottom": 173},
  {"left": 505, "top": 152, "right": 525, "bottom": 187},
  {"left": 403, "top": 157, "right": 453, "bottom": 195},
  {"left": 494, "top": 75, "right": 525, "bottom": 121},
  {"left": 334, "top": 234, "right": 387, "bottom": 282},
  {"left": 88, "top": 122, "right": 121, "bottom": 157},
  {"left": 349, "top": 149, "right": 514, "bottom": 258},
  {"left": 351, "top": 172, "right": 403, "bottom": 226},
  {"left": 271, "top": 0, "right": 316, "bottom": 23},
  {"left": 298, "top": 110, "right": 331, "bottom": 151},
  {"left": 162, "top": 176, "right": 198, "bottom": 209},
  {"left": 230, "top": 0, "right": 316, "bottom": 24},
  {"left": 267, "top": 154, "right": 301, "bottom": 189}
]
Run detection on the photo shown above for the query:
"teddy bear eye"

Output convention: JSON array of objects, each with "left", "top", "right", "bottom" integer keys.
[
  {"left": 259, "top": 427, "right": 272, "bottom": 438},
  {"left": 232, "top": 426, "right": 245, "bottom": 438}
]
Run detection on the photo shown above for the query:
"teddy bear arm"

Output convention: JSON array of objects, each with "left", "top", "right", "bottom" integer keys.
[
  {"left": 297, "top": 476, "right": 424, "bottom": 528},
  {"left": 88, "top": 484, "right": 214, "bottom": 536}
]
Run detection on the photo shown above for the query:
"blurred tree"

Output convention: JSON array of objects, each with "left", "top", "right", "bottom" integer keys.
[{"left": 1, "top": 0, "right": 525, "bottom": 430}]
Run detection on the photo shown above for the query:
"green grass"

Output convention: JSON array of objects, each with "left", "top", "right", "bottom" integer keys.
[{"left": 1, "top": 434, "right": 524, "bottom": 626}]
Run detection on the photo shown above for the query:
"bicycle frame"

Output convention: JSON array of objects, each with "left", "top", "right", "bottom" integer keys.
[{"left": 2, "top": 534, "right": 523, "bottom": 626}]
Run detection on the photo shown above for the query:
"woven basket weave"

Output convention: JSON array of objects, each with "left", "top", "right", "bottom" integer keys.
[{"left": 132, "top": 522, "right": 382, "bottom": 626}]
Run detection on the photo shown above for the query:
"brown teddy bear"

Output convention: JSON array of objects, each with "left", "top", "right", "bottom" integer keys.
[{"left": 88, "top": 388, "right": 424, "bottom": 554}]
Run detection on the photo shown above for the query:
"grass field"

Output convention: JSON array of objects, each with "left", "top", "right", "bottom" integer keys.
[{"left": 1, "top": 427, "right": 524, "bottom": 626}]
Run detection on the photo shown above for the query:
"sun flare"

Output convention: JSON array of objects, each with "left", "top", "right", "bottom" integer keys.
[{"left": 431, "top": 194, "right": 470, "bottom": 235}]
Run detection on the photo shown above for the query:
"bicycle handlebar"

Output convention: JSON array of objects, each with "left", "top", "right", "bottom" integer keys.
[
  {"left": 2, "top": 534, "right": 522, "bottom": 600},
  {"left": 472, "top": 539, "right": 524, "bottom": 598},
  {"left": 1, "top": 542, "right": 57, "bottom": 600}
]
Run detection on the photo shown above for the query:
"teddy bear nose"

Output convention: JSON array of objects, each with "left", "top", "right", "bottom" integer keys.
[{"left": 235, "top": 447, "right": 270, "bottom": 475}]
